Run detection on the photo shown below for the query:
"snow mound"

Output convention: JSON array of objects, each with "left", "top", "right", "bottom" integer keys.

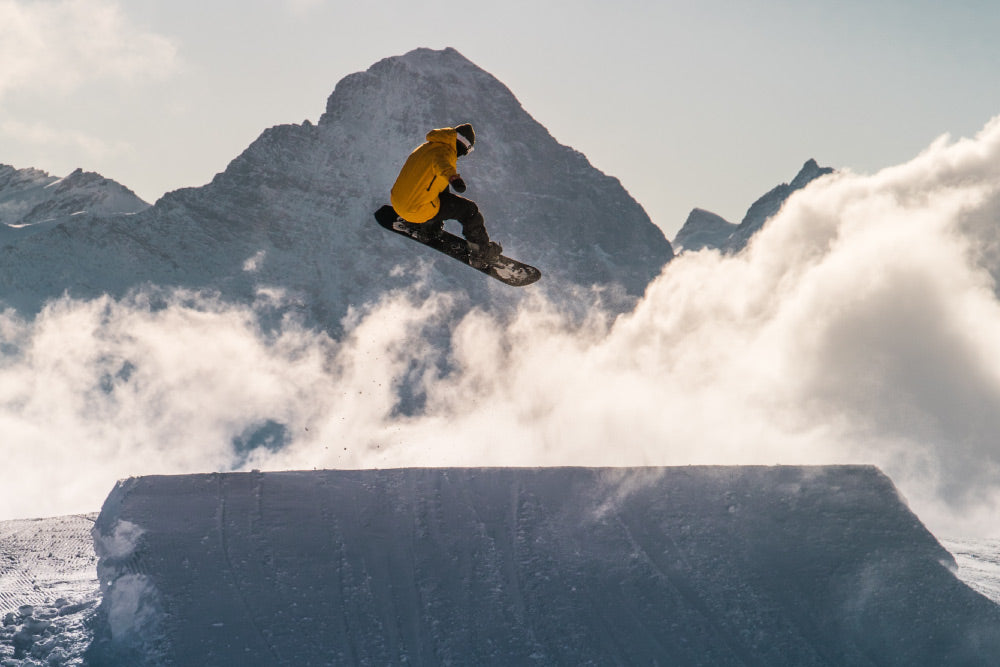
[{"left": 88, "top": 466, "right": 1000, "bottom": 665}]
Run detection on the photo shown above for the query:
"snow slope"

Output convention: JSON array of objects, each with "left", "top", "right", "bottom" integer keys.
[
  {"left": 87, "top": 466, "right": 1000, "bottom": 666},
  {"left": 0, "top": 48, "right": 671, "bottom": 326}
]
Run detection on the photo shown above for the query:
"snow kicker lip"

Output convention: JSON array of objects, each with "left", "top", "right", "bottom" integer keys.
[{"left": 87, "top": 467, "right": 1000, "bottom": 665}]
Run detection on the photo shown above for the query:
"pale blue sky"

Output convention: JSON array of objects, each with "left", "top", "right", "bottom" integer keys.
[{"left": 2, "top": 0, "right": 1000, "bottom": 236}]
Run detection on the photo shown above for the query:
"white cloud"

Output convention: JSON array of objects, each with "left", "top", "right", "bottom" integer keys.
[
  {"left": 5, "top": 118, "right": 1000, "bottom": 538},
  {"left": 0, "top": 289, "right": 453, "bottom": 521},
  {"left": 0, "top": 118, "right": 133, "bottom": 159},
  {"left": 0, "top": 0, "right": 178, "bottom": 100}
]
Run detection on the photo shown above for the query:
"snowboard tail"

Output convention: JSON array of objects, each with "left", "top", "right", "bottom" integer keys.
[{"left": 374, "top": 205, "right": 541, "bottom": 287}]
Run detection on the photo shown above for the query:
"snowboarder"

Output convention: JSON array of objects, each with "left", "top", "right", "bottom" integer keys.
[{"left": 389, "top": 124, "right": 502, "bottom": 264}]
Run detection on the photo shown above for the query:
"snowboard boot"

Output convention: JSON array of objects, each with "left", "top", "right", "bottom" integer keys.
[{"left": 467, "top": 240, "right": 502, "bottom": 268}]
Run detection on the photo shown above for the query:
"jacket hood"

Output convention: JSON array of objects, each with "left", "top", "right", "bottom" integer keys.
[{"left": 425, "top": 127, "right": 458, "bottom": 145}]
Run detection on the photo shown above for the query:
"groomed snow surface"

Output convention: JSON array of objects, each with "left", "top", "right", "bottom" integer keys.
[
  {"left": 4, "top": 467, "right": 1000, "bottom": 666},
  {"left": 0, "top": 514, "right": 99, "bottom": 665},
  {"left": 942, "top": 537, "right": 1000, "bottom": 605}
]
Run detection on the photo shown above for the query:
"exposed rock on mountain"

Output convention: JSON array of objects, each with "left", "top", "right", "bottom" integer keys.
[
  {"left": 727, "top": 158, "right": 834, "bottom": 252},
  {"left": 673, "top": 207, "right": 737, "bottom": 252},
  {"left": 672, "top": 159, "right": 834, "bottom": 254},
  {"left": 0, "top": 164, "right": 147, "bottom": 240}
]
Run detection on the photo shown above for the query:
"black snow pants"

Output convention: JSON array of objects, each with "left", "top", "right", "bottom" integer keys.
[{"left": 433, "top": 191, "right": 490, "bottom": 246}]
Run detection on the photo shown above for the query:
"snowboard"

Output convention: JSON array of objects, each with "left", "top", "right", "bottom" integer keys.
[{"left": 374, "top": 205, "right": 541, "bottom": 287}]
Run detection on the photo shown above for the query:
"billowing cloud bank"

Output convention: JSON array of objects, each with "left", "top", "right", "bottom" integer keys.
[{"left": 6, "top": 118, "right": 1000, "bottom": 536}]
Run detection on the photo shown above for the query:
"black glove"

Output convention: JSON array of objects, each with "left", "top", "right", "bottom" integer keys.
[{"left": 450, "top": 175, "right": 467, "bottom": 193}]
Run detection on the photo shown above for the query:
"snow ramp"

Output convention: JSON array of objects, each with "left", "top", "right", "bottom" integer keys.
[{"left": 86, "top": 466, "right": 1000, "bottom": 665}]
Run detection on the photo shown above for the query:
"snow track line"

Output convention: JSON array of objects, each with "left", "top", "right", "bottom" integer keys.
[
  {"left": 310, "top": 476, "right": 359, "bottom": 665},
  {"left": 505, "top": 478, "right": 528, "bottom": 628},
  {"left": 215, "top": 475, "right": 284, "bottom": 665},
  {"left": 616, "top": 514, "right": 768, "bottom": 667}
]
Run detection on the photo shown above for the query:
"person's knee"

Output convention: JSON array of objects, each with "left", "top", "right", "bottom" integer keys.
[{"left": 459, "top": 198, "right": 480, "bottom": 221}]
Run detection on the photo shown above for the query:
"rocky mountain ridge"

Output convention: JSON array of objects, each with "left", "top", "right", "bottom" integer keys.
[
  {"left": 0, "top": 164, "right": 147, "bottom": 240},
  {"left": 1, "top": 50, "right": 837, "bottom": 329},
  {"left": 0, "top": 48, "right": 672, "bottom": 327}
]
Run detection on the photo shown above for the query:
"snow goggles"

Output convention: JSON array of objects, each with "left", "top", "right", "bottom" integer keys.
[{"left": 457, "top": 134, "right": 474, "bottom": 154}]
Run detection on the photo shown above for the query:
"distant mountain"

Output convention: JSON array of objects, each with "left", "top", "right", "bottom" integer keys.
[
  {"left": 0, "top": 164, "right": 147, "bottom": 237},
  {"left": 0, "top": 165, "right": 57, "bottom": 226},
  {"left": 672, "top": 159, "right": 833, "bottom": 253},
  {"left": 672, "top": 208, "right": 736, "bottom": 252},
  {"left": 0, "top": 48, "right": 672, "bottom": 325}
]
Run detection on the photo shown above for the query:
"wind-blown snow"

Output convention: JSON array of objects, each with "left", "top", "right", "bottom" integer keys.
[{"left": 84, "top": 467, "right": 1000, "bottom": 665}]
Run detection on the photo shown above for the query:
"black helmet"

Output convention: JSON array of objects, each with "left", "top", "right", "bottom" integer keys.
[{"left": 456, "top": 123, "right": 475, "bottom": 154}]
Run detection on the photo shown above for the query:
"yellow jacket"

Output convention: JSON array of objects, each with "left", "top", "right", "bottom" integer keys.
[{"left": 391, "top": 128, "right": 460, "bottom": 223}]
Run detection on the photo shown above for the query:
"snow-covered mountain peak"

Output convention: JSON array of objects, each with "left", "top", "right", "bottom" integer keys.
[
  {"left": 0, "top": 164, "right": 148, "bottom": 229},
  {"left": 0, "top": 164, "right": 56, "bottom": 192},
  {"left": 673, "top": 207, "right": 737, "bottom": 252},
  {"left": 321, "top": 47, "right": 501, "bottom": 125},
  {"left": 362, "top": 46, "right": 481, "bottom": 90},
  {"left": 0, "top": 165, "right": 58, "bottom": 227},
  {"left": 160, "top": 48, "right": 670, "bottom": 299},
  {"left": 50, "top": 167, "right": 115, "bottom": 192},
  {"left": 311, "top": 47, "right": 672, "bottom": 288},
  {"left": 1, "top": 48, "right": 671, "bottom": 325},
  {"left": 396, "top": 45, "right": 469, "bottom": 69},
  {"left": 317, "top": 47, "right": 557, "bottom": 177},
  {"left": 43, "top": 167, "right": 148, "bottom": 215}
]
